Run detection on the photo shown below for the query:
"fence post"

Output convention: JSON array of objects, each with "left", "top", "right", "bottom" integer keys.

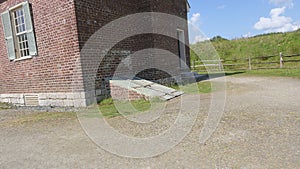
[
  {"left": 280, "top": 52, "right": 284, "bottom": 68},
  {"left": 248, "top": 56, "right": 252, "bottom": 70},
  {"left": 218, "top": 60, "right": 222, "bottom": 72}
]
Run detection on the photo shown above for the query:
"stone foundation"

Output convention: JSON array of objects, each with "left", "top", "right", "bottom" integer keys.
[{"left": 0, "top": 90, "right": 102, "bottom": 107}]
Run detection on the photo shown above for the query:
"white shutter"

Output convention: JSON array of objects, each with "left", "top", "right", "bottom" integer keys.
[
  {"left": 23, "top": 1, "right": 37, "bottom": 56},
  {"left": 1, "top": 11, "right": 16, "bottom": 60}
]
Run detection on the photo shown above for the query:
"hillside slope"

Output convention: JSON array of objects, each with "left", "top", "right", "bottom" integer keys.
[{"left": 191, "top": 29, "right": 300, "bottom": 61}]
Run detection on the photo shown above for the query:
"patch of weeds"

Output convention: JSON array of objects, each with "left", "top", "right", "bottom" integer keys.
[
  {"left": 0, "top": 102, "right": 13, "bottom": 110},
  {"left": 131, "top": 97, "right": 162, "bottom": 111},
  {"left": 98, "top": 97, "right": 162, "bottom": 118},
  {"left": 170, "top": 84, "right": 180, "bottom": 90},
  {"left": 98, "top": 98, "right": 120, "bottom": 118},
  {"left": 172, "top": 81, "right": 220, "bottom": 94}
]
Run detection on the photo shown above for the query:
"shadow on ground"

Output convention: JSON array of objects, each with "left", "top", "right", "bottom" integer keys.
[{"left": 194, "top": 71, "right": 245, "bottom": 82}]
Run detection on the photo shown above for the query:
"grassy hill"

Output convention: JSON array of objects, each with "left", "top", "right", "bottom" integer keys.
[{"left": 190, "top": 29, "right": 300, "bottom": 70}]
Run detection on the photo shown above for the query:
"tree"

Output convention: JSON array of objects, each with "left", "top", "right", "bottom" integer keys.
[{"left": 210, "top": 36, "right": 229, "bottom": 42}]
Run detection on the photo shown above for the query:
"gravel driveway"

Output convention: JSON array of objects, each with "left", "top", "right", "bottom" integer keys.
[{"left": 0, "top": 76, "right": 299, "bottom": 168}]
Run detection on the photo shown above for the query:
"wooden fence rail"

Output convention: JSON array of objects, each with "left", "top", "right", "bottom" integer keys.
[
  {"left": 192, "top": 53, "right": 300, "bottom": 72},
  {"left": 284, "top": 54, "right": 300, "bottom": 58}
]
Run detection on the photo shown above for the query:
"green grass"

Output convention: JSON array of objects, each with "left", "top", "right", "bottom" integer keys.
[
  {"left": 192, "top": 30, "right": 300, "bottom": 61},
  {"left": 183, "top": 81, "right": 215, "bottom": 94},
  {"left": 191, "top": 29, "right": 300, "bottom": 70},
  {"left": 98, "top": 99, "right": 120, "bottom": 118},
  {"left": 172, "top": 81, "right": 222, "bottom": 94},
  {"left": 97, "top": 82, "right": 222, "bottom": 118},
  {"left": 98, "top": 98, "right": 160, "bottom": 118},
  {"left": 0, "top": 102, "right": 11, "bottom": 110},
  {"left": 218, "top": 69, "right": 300, "bottom": 78},
  {"left": 197, "top": 81, "right": 218, "bottom": 93}
]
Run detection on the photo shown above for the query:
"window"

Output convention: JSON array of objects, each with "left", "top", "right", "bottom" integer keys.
[
  {"left": 13, "top": 8, "right": 30, "bottom": 58},
  {"left": 177, "top": 29, "right": 186, "bottom": 69},
  {"left": 1, "top": 1, "right": 37, "bottom": 60}
]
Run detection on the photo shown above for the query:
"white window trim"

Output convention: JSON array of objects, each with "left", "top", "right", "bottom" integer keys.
[
  {"left": 9, "top": 2, "right": 26, "bottom": 11},
  {"left": 16, "top": 31, "right": 27, "bottom": 36},
  {"left": 14, "top": 55, "right": 33, "bottom": 62}
]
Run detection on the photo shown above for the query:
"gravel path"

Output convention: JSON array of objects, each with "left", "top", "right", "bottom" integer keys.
[{"left": 0, "top": 76, "right": 299, "bottom": 168}]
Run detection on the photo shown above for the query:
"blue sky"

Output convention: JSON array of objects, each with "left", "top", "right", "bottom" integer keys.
[{"left": 188, "top": 0, "right": 300, "bottom": 43}]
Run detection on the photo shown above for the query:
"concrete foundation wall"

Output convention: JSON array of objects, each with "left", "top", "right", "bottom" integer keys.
[{"left": 0, "top": 90, "right": 102, "bottom": 107}]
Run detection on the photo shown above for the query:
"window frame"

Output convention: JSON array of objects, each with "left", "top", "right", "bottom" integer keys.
[
  {"left": 1, "top": 1, "right": 37, "bottom": 61},
  {"left": 11, "top": 6, "right": 30, "bottom": 59}
]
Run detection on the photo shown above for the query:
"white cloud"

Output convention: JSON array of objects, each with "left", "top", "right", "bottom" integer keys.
[
  {"left": 269, "top": 0, "right": 294, "bottom": 7},
  {"left": 254, "top": 7, "right": 299, "bottom": 33},
  {"left": 188, "top": 13, "right": 209, "bottom": 43},
  {"left": 189, "top": 13, "right": 201, "bottom": 26},
  {"left": 243, "top": 32, "right": 252, "bottom": 38},
  {"left": 193, "top": 35, "right": 209, "bottom": 43},
  {"left": 217, "top": 5, "right": 227, "bottom": 10},
  {"left": 270, "top": 7, "right": 286, "bottom": 17}
]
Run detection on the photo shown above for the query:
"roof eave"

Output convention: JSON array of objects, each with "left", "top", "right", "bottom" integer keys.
[{"left": 185, "top": 0, "right": 191, "bottom": 12}]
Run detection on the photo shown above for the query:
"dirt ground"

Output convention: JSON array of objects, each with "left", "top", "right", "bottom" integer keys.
[{"left": 0, "top": 76, "right": 299, "bottom": 168}]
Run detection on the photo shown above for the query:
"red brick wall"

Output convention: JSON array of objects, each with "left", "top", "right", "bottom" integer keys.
[
  {"left": 74, "top": 0, "right": 190, "bottom": 98},
  {"left": 0, "top": 0, "right": 83, "bottom": 94},
  {"left": 0, "top": 0, "right": 190, "bottom": 105}
]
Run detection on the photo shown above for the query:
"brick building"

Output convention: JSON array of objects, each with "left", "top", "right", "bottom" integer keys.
[{"left": 0, "top": 0, "right": 191, "bottom": 107}]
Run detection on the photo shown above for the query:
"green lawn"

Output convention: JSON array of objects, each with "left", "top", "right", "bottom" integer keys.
[
  {"left": 191, "top": 29, "right": 300, "bottom": 64},
  {"left": 197, "top": 69, "right": 300, "bottom": 78},
  {"left": 222, "top": 69, "right": 300, "bottom": 78},
  {"left": 98, "top": 98, "right": 161, "bottom": 118},
  {"left": 180, "top": 81, "right": 217, "bottom": 94},
  {"left": 98, "top": 80, "right": 224, "bottom": 118},
  {"left": 172, "top": 80, "right": 224, "bottom": 94}
]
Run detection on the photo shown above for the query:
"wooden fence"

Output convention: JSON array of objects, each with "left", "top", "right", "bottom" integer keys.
[{"left": 192, "top": 53, "right": 300, "bottom": 72}]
